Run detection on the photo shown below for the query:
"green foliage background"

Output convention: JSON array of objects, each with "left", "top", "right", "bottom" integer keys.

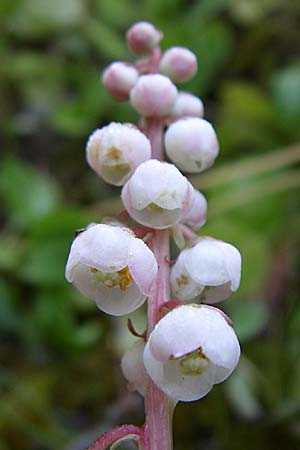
[{"left": 0, "top": 1, "right": 299, "bottom": 449}]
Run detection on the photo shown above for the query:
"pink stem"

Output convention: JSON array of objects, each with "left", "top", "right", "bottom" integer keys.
[
  {"left": 143, "top": 117, "right": 174, "bottom": 450},
  {"left": 87, "top": 424, "right": 144, "bottom": 450}
]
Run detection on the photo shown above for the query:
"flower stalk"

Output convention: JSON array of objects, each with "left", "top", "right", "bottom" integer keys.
[{"left": 64, "top": 20, "right": 242, "bottom": 450}]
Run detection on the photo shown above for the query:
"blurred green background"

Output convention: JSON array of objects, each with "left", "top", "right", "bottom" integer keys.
[{"left": 0, "top": 0, "right": 300, "bottom": 449}]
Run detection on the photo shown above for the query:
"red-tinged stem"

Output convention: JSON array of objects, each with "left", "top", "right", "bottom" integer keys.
[
  {"left": 143, "top": 116, "right": 174, "bottom": 450},
  {"left": 87, "top": 424, "right": 144, "bottom": 450}
]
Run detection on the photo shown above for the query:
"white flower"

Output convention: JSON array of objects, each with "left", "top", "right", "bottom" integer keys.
[
  {"left": 170, "top": 237, "right": 241, "bottom": 303},
  {"left": 65, "top": 224, "right": 158, "bottom": 316},
  {"left": 121, "top": 339, "right": 147, "bottom": 395},
  {"left": 143, "top": 304, "right": 240, "bottom": 402},
  {"left": 121, "top": 159, "right": 194, "bottom": 229},
  {"left": 86, "top": 123, "right": 151, "bottom": 186},
  {"left": 164, "top": 117, "right": 219, "bottom": 173},
  {"left": 184, "top": 189, "right": 207, "bottom": 230}
]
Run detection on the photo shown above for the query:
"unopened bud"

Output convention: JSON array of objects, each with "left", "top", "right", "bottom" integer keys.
[
  {"left": 126, "top": 21, "right": 163, "bottom": 55},
  {"left": 159, "top": 47, "right": 197, "bottom": 83},
  {"left": 130, "top": 74, "right": 178, "bottom": 117},
  {"left": 164, "top": 117, "right": 219, "bottom": 173},
  {"left": 170, "top": 91, "right": 204, "bottom": 121},
  {"left": 102, "top": 62, "right": 139, "bottom": 101}
]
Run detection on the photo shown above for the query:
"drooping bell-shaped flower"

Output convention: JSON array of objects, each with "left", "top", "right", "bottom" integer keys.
[
  {"left": 121, "top": 159, "right": 194, "bottom": 229},
  {"left": 164, "top": 117, "right": 219, "bottom": 173},
  {"left": 86, "top": 122, "right": 151, "bottom": 186},
  {"left": 170, "top": 237, "right": 241, "bottom": 303},
  {"left": 65, "top": 224, "right": 158, "bottom": 316},
  {"left": 159, "top": 47, "right": 197, "bottom": 83},
  {"left": 130, "top": 74, "right": 178, "bottom": 117},
  {"left": 102, "top": 62, "right": 139, "bottom": 101},
  {"left": 143, "top": 304, "right": 240, "bottom": 402},
  {"left": 121, "top": 339, "right": 147, "bottom": 395}
]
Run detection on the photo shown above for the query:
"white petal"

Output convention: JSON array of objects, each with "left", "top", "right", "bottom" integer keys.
[
  {"left": 184, "top": 238, "right": 230, "bottom": 286},
  {"left": 193, "top": 306, "right": 241, "bottom": 378},
  {"left": 125, "top": 160, "right": 188, "bottom": 210},
  {"left": 184, "top": 189, "right": 207, "bottom": 230},
  {"left": 220, "top": 241, "right": 242, "bottom": 291},
  {"left": 148, "top": 305, "right": 207, "bottom": 362},
  {"left": 200, "top": 282, "right": 232, "bottom": 303},
  {"left": 127, "top": 237, "right": 158, "bottom": 295},
  {"left": 170, "top": 252, "right": 204, "bottom": 301},
  {"left": 121, "top": 340, "right": 147, "bottom": 395},
  {"left": 71, "top": 263, "right": 146, "bottom": 316},
  {"left": 144, "top": 342, "right": 216, "bottom": 402},
  {"left": 65, "top": 224, "right": 131, "bottom": 280}
]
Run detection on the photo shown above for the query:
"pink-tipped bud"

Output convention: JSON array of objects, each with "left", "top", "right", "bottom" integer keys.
[
  {"left": 102, "top": 62, "right": 139, "bottom": 101},
  {"left": 170, "top": 91, "right": 204, "bottom": 121},
  {"left": 130, "top": 74, "right": 178, "bottom": 117},
  {"left": 159, "top": 47, "right": 197, "bottom": 83},
  {"left": 126, "top": 21, "right": 163, "bottom": 55}
]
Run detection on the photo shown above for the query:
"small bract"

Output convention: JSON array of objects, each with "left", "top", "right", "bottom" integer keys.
[
  {"left": 86, "top": 122, "right": 151, "bottom": 186},
  {"left": 102, "top": 62, "right": 139, "bottom": 100},
  {"left": 159, "top": 47, "right": 197, "bottom": 83},
  {"left": 65, "top": 224, "right": 158, "bottom": 316},
  {"left": 164, "top": 117, "right": 219, "bottom": 173},
  {"left": 121, "top": 339, "right": 147, "bottom": 396},
  {"left": 143, "top": 304, "right": 240, "bottom": 402},
  {"left": 130, "top": 74, "right": 178, "bottom": 117},
  {"left": 170, "top": 237, "right": 241, "bottom": 303},
  {"left": 121, "top": 159, "right": 194, "bottom": 229}
]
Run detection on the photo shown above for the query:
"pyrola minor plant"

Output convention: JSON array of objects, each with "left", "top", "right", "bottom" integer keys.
[{"left": 65, "top": 21, "right": 242, "bottom": 450}]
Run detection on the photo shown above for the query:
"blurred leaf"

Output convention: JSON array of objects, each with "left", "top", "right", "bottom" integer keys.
[
  {"left": 226, "top": 357, "right": 263, "bottom": 418},
  {"left": 84, "top": 19, "right": 127, "bottom": 59},
  {"left": 6, "top": 0, "right": 85, "bottom": 37},
  {"left": 271, "top": 63, "right": 300, "bottom": 123},
  {"left": 0, "top": 234, "right": 24, "bottom": 271},
  {"left": 227, "top": 299, "right": 269, "bottom": 342},
  {"left": 0, "top": 159, "right": 61, "bottom": 230},
  {"left": 19, "top": 238, "right": 68, "bottom": 286},
  {"left": 0, "top": 279, "right": 20, "bottom": 334}
]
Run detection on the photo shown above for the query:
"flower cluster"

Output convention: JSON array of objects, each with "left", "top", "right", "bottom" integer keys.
[{"left": 65, "top": 21, "right": 242, "bottom": 408}]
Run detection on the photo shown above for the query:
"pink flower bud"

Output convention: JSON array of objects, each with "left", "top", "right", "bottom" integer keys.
[
  {"left": 184, "top": 189, "right": 207, "bottom": 230},
  {"left": 102, "top": 62, "right": 139, "bottom": 101},
  {"left": 164, "top": 117, "right": 219, "bottom": 173},
  {"left": 143, "top": 304, "right": 240, "bottom": 402},
  {"left": 159, "top": 47, "right": 197, "bottom": 83},
  {"left": 65, "top": 224, "right": 158, "bottom": 316},
  {"left": 170, "top": 237, "right": 242, "bottom": 303},
  {"left": 130, "top": 74, "right": 178, "bottom": 117},
  {"left": 126, "top": 21, "right": 163, "bottom": 55},
  {"left": 169, "top": 91, "right": 204, "bottom": 121},
  {"left": 121, "top": 159, "right": 194, "bottom": 229},
  {"left": 86, "top": 122, "right": 151, "bottom": 186}
]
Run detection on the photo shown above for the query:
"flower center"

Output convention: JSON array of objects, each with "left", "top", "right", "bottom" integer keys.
[
  {"left": 147, "top": 202, "right": 165, "bottom": 213},
  {"left": 90, "top": 266, "right": 133, "bottom": 291},
  {"left": 177, "top": 348, "right": 210, "bottom": 376}
]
